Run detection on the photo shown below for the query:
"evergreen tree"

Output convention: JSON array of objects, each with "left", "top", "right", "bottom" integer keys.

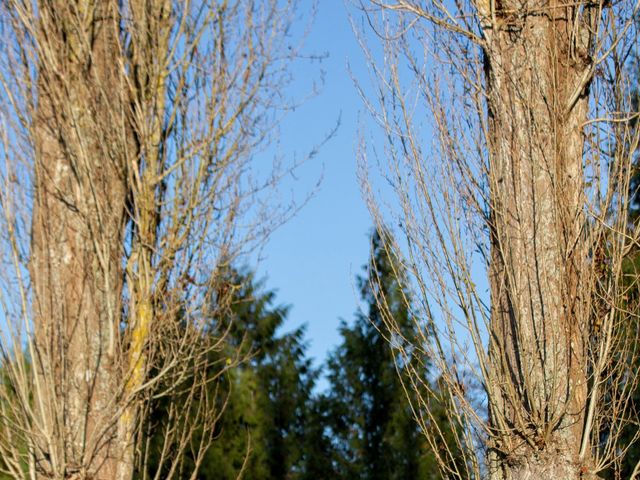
[
  {"left": 139, "top": 269, "right": 317, "bottom": 480},
  {"left": 319, "top": 229, "right": 447, "bottom": 480},
  {"left": 298, "top": 396, "right": 340, "bottom": 480},
  {"left": 206, "top": 270, "right": 319, "bottom": 480}
]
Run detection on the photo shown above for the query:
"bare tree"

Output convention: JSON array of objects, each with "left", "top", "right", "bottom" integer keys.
[
  {"left": 355, "top": 0, "right": 640, "bottom": 478},
  {"left": 0, "top": 1, "right": 309, "bottom": 478}
]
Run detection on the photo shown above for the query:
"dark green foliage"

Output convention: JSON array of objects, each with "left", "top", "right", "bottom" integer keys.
[
  {"left": 138, "top": 233, "right": 459, "bottom": 479},
  {"left": 0, "top": 358, "right": 30, "bottom": 479},
  {"left": 316, "top": 229, "right": 444, "bottom": 480},
  {"left": 139, "top": 270, "right": 318, "bottom": 480},
  {"left": 201, "top": 271, "right": 320, "bottom": 480},
  {"left": 604, "top": 232, "right": 640, "bottom": 479},
  {"left": 297, "top": 396, "right": 340, "bottom": 479}
]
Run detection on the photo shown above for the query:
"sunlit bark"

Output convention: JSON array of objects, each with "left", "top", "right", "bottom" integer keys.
[
  {"left": 0, "top": 1, "right": 306, "bottom": 478},
  {"left": 358, "top": 0, "right": 640, "bottom": 477},
  {"left": 31, "top": 1, "right": 129, "bottom": 476}
]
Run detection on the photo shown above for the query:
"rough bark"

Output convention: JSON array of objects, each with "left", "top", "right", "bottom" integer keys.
[
  {"left": 484, "top": 1, "right": 596, "bottom": 477},
  {"left": 30, "top": 1, "right": 131, "bottom": 477}
]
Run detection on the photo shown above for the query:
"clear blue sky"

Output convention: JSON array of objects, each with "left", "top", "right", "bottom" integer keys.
[{"left": 256, "top": 1, "right": 373, "bottom": 369}]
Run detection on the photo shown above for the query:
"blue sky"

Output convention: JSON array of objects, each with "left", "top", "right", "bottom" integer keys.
[{"left": 256, "top": 1, "right": 373, "bottom": 369}]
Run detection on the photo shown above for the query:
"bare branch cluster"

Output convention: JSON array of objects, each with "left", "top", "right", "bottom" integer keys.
[
  {"left": 0, "top": 1, "right": 306, "bottom": 478},
  {"left": 356, "top": 0, "right": 640, "bottom": 477}
]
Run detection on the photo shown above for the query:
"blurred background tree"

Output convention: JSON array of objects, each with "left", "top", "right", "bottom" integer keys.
[
  {"left": 139, "top": 269, "right": 318, "bottom": 479},
  {"left": 133, "top": 230, "right": 459, "bottom": 479},
  {"left": 318, "top": 230, "right": 459, "bottom": 480}
]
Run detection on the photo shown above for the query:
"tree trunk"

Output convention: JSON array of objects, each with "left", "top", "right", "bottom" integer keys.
[
  {"left": 31, "top": 1, "right": 131, "bottom": 477},
  {"left": 484, "top": 1, "right": 596, "bottom": 477}
]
